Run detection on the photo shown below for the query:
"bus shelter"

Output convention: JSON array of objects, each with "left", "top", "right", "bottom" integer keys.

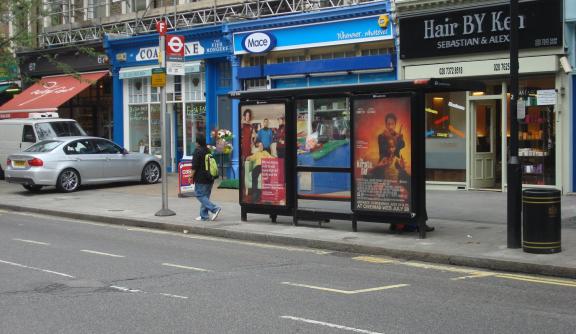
[{"left": 230, "top": 79, "right": 484, "bottom": 238}]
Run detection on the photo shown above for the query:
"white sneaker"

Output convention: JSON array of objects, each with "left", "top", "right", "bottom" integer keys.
[
  {"left": 195, "top": 216, "right": 207, "bottom": 221},
  {"left": 211, "top": 208, "right": 222, "bottom": 221}
]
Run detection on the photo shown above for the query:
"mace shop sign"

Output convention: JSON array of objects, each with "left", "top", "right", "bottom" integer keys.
[
  {"left": 233, "top": 15, "right": 393, "bottom": 55},
  {"left": 242, "top": 32, "right": 276, "bottom": 53},
  {"left": 399, "top": 0, "right": 562, "bottom": 59},
  {"left": 132, "top": 37, "right": 231, "bottom": 62}
]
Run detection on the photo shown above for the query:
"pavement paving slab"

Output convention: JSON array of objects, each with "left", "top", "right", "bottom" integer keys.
[{"left": 1, "top": 176, "right": 576, "bottom": 278}]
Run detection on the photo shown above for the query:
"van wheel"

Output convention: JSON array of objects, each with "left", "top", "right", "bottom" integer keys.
[
  {"left": 56, "top": 168, "right": 81, "bottom": 192},
  {"left": 0, "top": 165, "right": 4, "bottom": 180},
  {"left": 23, "top": 185, "right": 43, "bottom": 192},
  {"left": 141, "top": 162, "right": 161, "bottom": 184}
]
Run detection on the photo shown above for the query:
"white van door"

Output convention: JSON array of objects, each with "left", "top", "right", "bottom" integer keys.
[{"left": 0, "top": 124, "right": 24, "bottom": 172}]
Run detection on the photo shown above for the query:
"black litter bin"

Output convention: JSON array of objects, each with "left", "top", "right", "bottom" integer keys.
[{"left": 522, "top": 188, "right": 561, "bottom": 254}]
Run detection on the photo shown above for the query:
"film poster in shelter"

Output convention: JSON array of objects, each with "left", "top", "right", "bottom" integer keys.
[
  {"left": 240, "top": 104, "right": 286, "bottom": 206},
  {"left": 354, "top": 97, "right": 412, "bottom": 213}
]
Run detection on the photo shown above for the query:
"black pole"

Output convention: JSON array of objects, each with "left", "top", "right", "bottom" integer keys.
[{"left": 507, "top": 0, "right": 522, "bottom": 248}]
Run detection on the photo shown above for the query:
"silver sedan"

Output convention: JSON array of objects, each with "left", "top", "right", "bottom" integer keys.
[{"left": 5, "top": 137, "right": 161, "bottom": 192}]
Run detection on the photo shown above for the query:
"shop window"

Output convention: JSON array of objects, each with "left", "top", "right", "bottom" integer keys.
[
  {"left": 296, "top": 98, "right": 350, "bottom": 168},
  {"left": 149, "top": 105, "right": 161, "bottom": 156},
  {"left": 244, "top": 79, "right": 267, "bottom": 90},
  {"left": 185, "top": 103, "right": 206, "bottom": 155},
  {"left": 513, "top": 76, "right": 556, "bottom": 186},
  {"left": 218, "top": 62, "right": 231, "bottom": 88},
  {"left": 185, "top": 73, "right": 204, "bottom": 101},
  {"left": 128, "top": 105, "right": 149, "bottom": 153},
  {"left": 425, "top": 92, "right": 467, "bottom": 182},
  {"left": 128, "top": 77, "right": 149, "bottom": 104},
  {"left": 217, "top": 95, "right": 232, "bottom": 131}
]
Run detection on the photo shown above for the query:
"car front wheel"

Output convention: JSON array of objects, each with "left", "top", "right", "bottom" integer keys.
[
  {"left": 141, "top": 162, "right": 161, "bottom": 184},
  {"left": 56, "top": 168, "right": 81, "bottom": 192}
]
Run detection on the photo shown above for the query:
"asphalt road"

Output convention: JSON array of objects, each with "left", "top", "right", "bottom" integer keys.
[{"left": 1, "top": 209, "right": 575, "bottom": 334}]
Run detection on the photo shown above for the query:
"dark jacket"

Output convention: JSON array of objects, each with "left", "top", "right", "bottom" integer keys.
[{"left": 192, "top": 146, "right": 213, "bottom": 184}]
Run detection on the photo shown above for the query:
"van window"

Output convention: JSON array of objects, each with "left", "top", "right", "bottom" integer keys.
[
  {"left": 35, "top": 121, "right": 86, "bottom": 140},
  {"left": 22, "top": 125, "right": 36, "bottom": 143}
]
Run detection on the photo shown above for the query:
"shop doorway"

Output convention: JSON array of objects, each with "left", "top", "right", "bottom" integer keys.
[{"left": 470, "top": 99, "right": 502, "bottom": 189}]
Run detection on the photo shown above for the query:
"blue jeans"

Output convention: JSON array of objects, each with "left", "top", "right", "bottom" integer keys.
[{"left": 195, "top": 182, "right": 219, "bottom": 220}]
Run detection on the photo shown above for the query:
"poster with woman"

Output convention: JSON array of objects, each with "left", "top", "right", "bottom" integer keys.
[
  {"left": 240, "top": 104, "right": 287, "bottom": 206},
  {"left": 353, "top": 96, "right": 412, "bottom": 214}
]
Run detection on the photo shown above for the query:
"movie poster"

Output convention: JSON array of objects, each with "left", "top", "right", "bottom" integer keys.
[
  {"left": 353, "top": 97, "right": 412, "bottom": 214},
  {"left": 240, "top": 104, "right": 286, "bottom": 206}
]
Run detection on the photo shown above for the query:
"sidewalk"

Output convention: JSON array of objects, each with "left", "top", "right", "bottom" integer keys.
[{"left": 1, "top": 176, "right": 575, "bottom": 278}]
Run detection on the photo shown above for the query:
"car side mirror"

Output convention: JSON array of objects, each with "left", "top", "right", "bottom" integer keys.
[{"left": 122, "top": 148, "right": 129, "bottom": 155}]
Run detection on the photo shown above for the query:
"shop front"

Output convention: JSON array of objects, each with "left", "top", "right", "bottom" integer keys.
[
  {"left": 10, "top": 44, "right": 112, "bottom": 138},
  {"left": 228, "top": 1, "right": 395, "bottom": 191},
  {"left": 104, "top": 27, "right": 232, "bottom": 172},
  {"left": 397, "top": 0, "right": 568, "bottom": 192}
]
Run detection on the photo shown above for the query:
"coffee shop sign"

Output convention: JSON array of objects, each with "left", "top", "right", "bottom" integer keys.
[
  {"left": 136, "top": 40, "right": 230, "bottom": 61},
  {"left": 424, "top": 10, "right": 526, "bottom": 40}
]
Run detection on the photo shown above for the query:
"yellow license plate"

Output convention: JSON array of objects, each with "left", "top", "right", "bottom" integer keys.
[{"left": 13, "top": 161, "right": 26, "bottom": 168}]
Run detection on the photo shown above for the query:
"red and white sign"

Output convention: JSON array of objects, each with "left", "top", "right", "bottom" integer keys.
[
  {"left": 156, "top": 21, "right": 167, "bottom": 35},
  {"left": 166, "top": 35, "right": 185, "bottom": 56},
  {"left": 178, "top": 161, "right": 195, "bottom": 196},
  {"left": 261, "top": 158, "right": 286, "bottom": 205}
]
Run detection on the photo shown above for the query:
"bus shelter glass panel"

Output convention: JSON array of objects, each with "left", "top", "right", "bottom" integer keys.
[
  {"left": 240, "top": 103, "right": 287, "bottom": 206},
  {"left": 353, "top": 96, "right": 413, "bottom": 214},
  {"left": 296, "top": 98, "right": 350, "bottom": 168},
  {"left": 297, "top": 171, "right": 351, "bottom": 201}
]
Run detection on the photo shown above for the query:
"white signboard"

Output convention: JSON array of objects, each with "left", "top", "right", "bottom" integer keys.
[
  {"left": 167, "top": 61, "right": 185, "bottom": 76},
  {"left": 404, "top": 55, "right": 558, "bottom": 79},
  {"left": 536, "top": 89, "right": 556, "bottom": 106},
  {"left": 135, "top": 42, "right": 205, "bottom": 61},
  {"left": 517, "top": 98, "right": 526, "bottom": 120}
]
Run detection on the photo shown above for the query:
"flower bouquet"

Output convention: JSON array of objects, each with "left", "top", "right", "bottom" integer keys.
[{"left": 209, "top": 129, "right": 234, "bottom": 155}]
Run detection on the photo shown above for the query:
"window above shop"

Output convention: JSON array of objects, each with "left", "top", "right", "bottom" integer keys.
[
  {"left": 247, "top": 56, "right": 267, "bottom": 67},
  {"left": 245, "top": 78, "right": 267, "bottom": 90},
  {"left": 310, "top": 51, "right": 356, "bottom": 61},
  {"left": 276, "top": 55, "right": 306, "bottom": 64}
]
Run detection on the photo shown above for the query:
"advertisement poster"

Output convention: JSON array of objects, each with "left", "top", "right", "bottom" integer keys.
[
  {"left": 353, "top": 97, "right": 412, "bottom": 214},
  {"left": 240, "top": 104, "right": 286, "bottom": 206},
  {"left": 178, "top": 161, "right": 195, "bottom": 196}
]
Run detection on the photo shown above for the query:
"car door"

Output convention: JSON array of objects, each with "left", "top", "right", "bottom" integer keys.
[
  {"left": 63, "top": 139, "right": 103, "bottom": 183},
  {"left": 93, "top": 139, "right": 137, "bottom": 181}
]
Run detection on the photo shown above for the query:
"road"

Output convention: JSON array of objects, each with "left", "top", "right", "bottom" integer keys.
[{"left": 1, "top": 209, "right": 575, "bottom": 334}]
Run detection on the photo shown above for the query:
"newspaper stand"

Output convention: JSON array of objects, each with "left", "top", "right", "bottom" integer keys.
[{"left": 230, "top": 79, "right": 484, "bottom": 239}]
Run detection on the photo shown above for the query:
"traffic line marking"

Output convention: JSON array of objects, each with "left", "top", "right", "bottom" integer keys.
[
  {"left": 81, "top": 250, "right": 125, "bottom": 258},
  {"left": 110, "top": 285, "right": 141, "bottom": 293},
  {"left": 281, "top": 281, "right": 409, "bottom": 295},
  {"left": 281, "top": 316, "right": 385, "bottom": 334},
  {"left": 353, "top": 256, "right": 396, "bottom": 264},
  {"left": 0, "top": 259, "right": 75, "bottom": 278},
  {"left": 354, "top": 256, "right": 576, "bottom": 288},
  {"left": 160, "top": 293, "right": 189, "bottom": 299},
  {"left": 162, "top": 263, "right": 211, "bottom": 272},
  {"left": 13, "top": 238, "right": 50, "bottom": 246}
]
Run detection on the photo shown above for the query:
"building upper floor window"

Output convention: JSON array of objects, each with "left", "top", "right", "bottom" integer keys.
[
  {"left": 309, "top": 51, "right": 355, "bottom": 61},
  {"left": 276, "top": 55, "right": 305, "bottom": 64},
  {"left": 361, "top": 47, "right": 394, "bottom": 56},
  {"left": 247, "top": 56, "right": 267, "bottom": 67}
]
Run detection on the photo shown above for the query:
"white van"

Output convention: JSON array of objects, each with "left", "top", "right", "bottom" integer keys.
[{"left": 0, "top": 113, "right": 86, "bottom": 179}]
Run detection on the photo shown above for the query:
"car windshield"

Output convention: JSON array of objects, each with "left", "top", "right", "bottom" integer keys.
[
  {"left": 34, "top": 122, "right": 86, "bottom": 140},
  {"left": 25, "top": 140, "right": 63, "bottom": 152}
]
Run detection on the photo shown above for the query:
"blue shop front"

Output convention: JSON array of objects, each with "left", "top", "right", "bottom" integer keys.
[
  {"left": 228, "top": 2, "right": 396, "bottom": 195},
  {"left": 104, "top": 26, "right": 233, "bottom": 172}
]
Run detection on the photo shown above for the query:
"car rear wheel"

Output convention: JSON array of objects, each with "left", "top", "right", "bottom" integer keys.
[
  {"left": 22, "top": 185, "right": 43, "bottom": 192},
  {"left": 57, "top": 168, "right": 81, "bottom": 192},
  {"left": 141, "top": 162, "right": 161, "bottom": 184}
]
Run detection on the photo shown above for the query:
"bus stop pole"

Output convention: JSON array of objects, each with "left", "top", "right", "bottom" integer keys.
[
  {"left": 156, "top": 32, "right": 176, "bottom": 217},
  {"left": 507, "top": 0, "right": 521, "bottom": 248}
]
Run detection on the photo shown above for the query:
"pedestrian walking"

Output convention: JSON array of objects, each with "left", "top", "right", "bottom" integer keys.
[{"left": 191, "top": 137, "right": 221, "bottom": 221}]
